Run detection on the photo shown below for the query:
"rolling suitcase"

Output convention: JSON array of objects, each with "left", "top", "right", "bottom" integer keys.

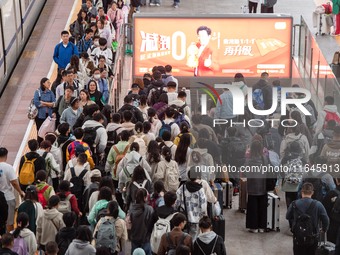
[
  {"left": 211, "top": 215, "right": 225, "bottom": 241},
  {"left": 315, "top": 232, "right": 335, "bottom": 255},
  {"left": 239, "top": 178, "right": 247, "bottom": 212},
  {"left": 211, "top": 183, "right": 224, "bottom": 211},
  {"left": 221, "top": 182, "right": 233, "bottom": 209},
  {"left": 267, "top": 192, "right": 280, "bottom": 231},
  {"left": 316, "top": 13, "right": 332, "bottom": 35}
]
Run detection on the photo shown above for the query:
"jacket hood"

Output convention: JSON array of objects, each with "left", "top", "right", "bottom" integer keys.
[
  {"left": 44, "top": 208, "right": 61, "bottom": 220},
  {"left": 169, "top": 99, "right": 185, "bottom": 106},
  {"left": 324, "top": 105, "right": 338, "bottom": 113},
  {"left": 83, "top": 120, "right": 103, "bottom": 128},
  {"left": 322, "top": 129, "right": 334, "bottom": 139},
  {"left": 284, "top": 133, "right": 303, "bottom": 143},
  {"left": 254, "top": 79, "right": 269, "bottom": 89},
  {"left": 185, "top": 181, "right": 203, "bottom": 193},
  {"left": 130, "top": 203, "right": 148, "bottom": 217},
  {"left": 327, "top": 140, "right": 340, "bottom": 149},
  {"left": 58, "top": 227, "right": 77, "bottom": 239},
  {"left": 24, "top": 151, "right": 40, "bottom": 160},
  {"left": 193, "top": 148, "right": 208, "bottom": 155},
  {"left": 73, "top": 239, "right": 90, "bottom": 249},
  {"left": 95, "top": 199, "right": 109, "bottom": 211},
  {"left": 150, "top": 80, "right": 164, "bottom": 88},
  {"left": 198, "top": 231, "right": 217, "bottom": 244},
  {"left": 19, "top": 228, "right": 34, "bottom": 238}
]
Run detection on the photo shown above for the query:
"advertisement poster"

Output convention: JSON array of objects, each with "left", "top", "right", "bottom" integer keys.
[{"left": 134, "top": 15, "right": 292, "bottom": 78}]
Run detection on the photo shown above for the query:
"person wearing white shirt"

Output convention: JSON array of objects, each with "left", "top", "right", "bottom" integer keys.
[
  {"left": 166, "top": 81, "right": 178, "bottom": 104},
  {"left": 0, "top": 147, "right": 25, "bottom": 232}
]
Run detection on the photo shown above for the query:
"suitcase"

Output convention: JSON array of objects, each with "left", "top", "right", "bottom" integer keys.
[
  {"left": 315, "top": 231, "right": 335, "bottom": 255},
  {"left": 211, "top": 183, "right": 224, "bottom": 211},
  {"left": 267, "top": 192, "right": 280, "bottom": 231},
  {"left": 239, "top": 178, "right": 247, "bottom": 212},
  {"left": 212, "top": 214, "right": 225, "bottom": 241},
  {"left": 221, "top": 182, "right": 233, "bottom": 209},
  {"left": 316, "top": 13, "right": 332, "bottom": 35},
  {"left": 241, "top": 5, "right": 248, "bottom": 13}
]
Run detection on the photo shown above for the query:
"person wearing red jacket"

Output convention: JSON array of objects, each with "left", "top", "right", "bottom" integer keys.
[{"left": 57, "top": 180, "right": 82, "bottom": 217}]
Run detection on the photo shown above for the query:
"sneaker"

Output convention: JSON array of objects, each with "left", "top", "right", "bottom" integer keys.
[
  {"left": 248, "top": 229, "right": 258, "bottom": 233},
  {"left": 259, "top": 229, "right": 265, "bottom": 233},
  {"left": 150, "top": 2, "right": 155, "bottom": 5},
  {"left": 173, "top": 3, "right": 178, "bottom": 8},
  {"left": 156, "top": 3, "right": 160, "bottom": 6}
]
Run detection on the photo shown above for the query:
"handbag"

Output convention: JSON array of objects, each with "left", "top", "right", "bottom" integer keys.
[{"left": 38, "top": 117, "right": 56, "bottom": 138}]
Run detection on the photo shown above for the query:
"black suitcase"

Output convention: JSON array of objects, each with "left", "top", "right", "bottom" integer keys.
[
  {"left": 315, "top": 232, "right": 335, "bottom": 255},
  {"left": 212, "top": 214, "right": 225, "bottom": 241},
  {"left": 222, "top": 182, "right": 233, "bottom": 209}
]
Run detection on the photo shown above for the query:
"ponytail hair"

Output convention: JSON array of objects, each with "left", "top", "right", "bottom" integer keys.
[
  {"left": 13, "top": 212, "right": 29, "bottom": 238},
  {"left": 162, "top": 146, "right": 172, "bottom": 162}
]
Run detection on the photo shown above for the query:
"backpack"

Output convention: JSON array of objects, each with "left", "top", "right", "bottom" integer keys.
[
  {"left": 133, "top": 180, "right": 148, "bottom": 189},
  {"left": 330, "top": 190, "right": 340, "bottom": 223},
  {"left": 292, "top": 200, "right": 317, "bottom": 246},
  {"left": 58, "top": 194, "right": 73, "bottom": 214},
  {"left": 112, "top": 145, "right": 130, "bottom": 177},
  {"left": 149, "top": 86, "right": 165, "bottom": 106},
  {"left": 164, "top": 162, "right": 180, "bottom": 192},
  {"left": 282, "top": 158, "right": 304, "bottom": 192},
  {"left": 83, "top": 126, "right": 103, "bottom": 153},
  {"left": 69, "top": 20, "right": 76, "bottom": 37},
  {"left": 252, "top": 88, "right": 265, "bottom": 110},
  {"left": 37, "top": 185, "right": 49, "bottom": 209},
  {"left": 27, "top": 89, "right": 40, "bottom": 120},
  {"left": 132, "top": 135, "right": 147, "bottom": 156},
  {"left": 159, "top": 121, "right": 174, "bottom": 138},
  {"left": 165, "top": 232, "right": 187, "bottom": 255},
  {"left": 325, "top": 111, "right": 340, "bottom": 126},
  {"left": 69, "top": 165, "right": 87, "bottom": 201},
  {"left": 150, "top": 213, "right": 178, "bottom": 253},
  {"left": 107, "top": 127, "right": 122, "bottom": 147},
  {"left": 19, "top": 156, "right": 37, "bottom": 185},
  {"left": 122, "top": 152, "right": 142, "bottom": 185},
  {"left": 221, "top": 138, "right": 246, "bottom": 167},
  {"left": 174, "top": 113, "right": 190, "bottom": 129},
  {"left": 287, "top": 135, "right": 306, "bottom": 158},
  {"left": 195, "top": 236, "right": 219, "bottom": 255},
  {"left": 95, "top": 217, "right": 117, "bottom": 254},
  {"left": 13, "top": 236, "right": 29, "bottom": 255},
  {"left": 83, "top": 184, "right": 99, "bottom": 214}
]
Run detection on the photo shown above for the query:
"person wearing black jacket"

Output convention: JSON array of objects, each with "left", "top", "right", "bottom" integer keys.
[
  {"left": 55, "top": 212, "right": 77, "bottom": 255},
  {"left": 118, "top": 95, "right": 144, "bottom": 124},
  {"left": 19, "top": 139, "right": 46, "bottom": 191},
  {"left": 0, "top": 191, "right": 8, "bottom": 235},
  {"left": 322, "top": 178, "right": 340, "bottom": 245},
  {"left": 286, "top": 182, "right": 329, "bottom": 255},
  {"left": 193, "top": 216, "right": 226, "bottom": 255}
]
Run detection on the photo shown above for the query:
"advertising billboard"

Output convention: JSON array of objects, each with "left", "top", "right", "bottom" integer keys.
[{"left": 133, "top": 15, "right": 293, "bottom": 78}]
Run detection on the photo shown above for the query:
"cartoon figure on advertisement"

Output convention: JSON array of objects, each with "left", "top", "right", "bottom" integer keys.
[{"left": 187, "top": 26, "right": 219, "bottom": 76}]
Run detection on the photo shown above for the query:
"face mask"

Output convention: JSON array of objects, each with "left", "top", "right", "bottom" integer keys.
[
  {"left": 94, "top": 74, "right": 101, "bottom": 80},
  {"left": 94, "top": 41, "right": 99, "bottom": 46}
]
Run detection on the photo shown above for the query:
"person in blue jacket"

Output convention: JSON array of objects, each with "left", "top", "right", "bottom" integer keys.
[
  {"left": 34, "top": 77, "right": 56, "bottom": 144},
  {"left": 53, "top": 30, "right": 79, "bottom": 71}
]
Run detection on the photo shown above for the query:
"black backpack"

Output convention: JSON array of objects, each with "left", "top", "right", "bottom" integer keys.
[
  {"left": 107, "top": 127, "right": 122, "bottom": 148},
  {"left": 221, "top": 137, "right": 246, "bottom": 167},
  {"left": 83, "top": 126, "right": 103, "bottom": 153},
  {"left": 70, "top": 167, "right": 87, "bottom": 204},
  {"left": 292, "top": 200, "right": 317, "bottom": 246},
  {"left": 149, "top": 86, "right": 165, "bottom": 106},
  {"left": 82, "top": 184, "right": 99, "bottom": 214},
  {"left": 96, "top": 207, "right": 109, "bottom": 222}
]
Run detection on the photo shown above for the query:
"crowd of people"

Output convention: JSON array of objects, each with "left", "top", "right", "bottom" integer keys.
[{"left": 1, "top": 1, "right": 340, "bottom": 255}]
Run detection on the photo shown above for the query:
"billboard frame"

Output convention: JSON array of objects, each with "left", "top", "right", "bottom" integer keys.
[{"left": 133, "top": 13, "right": 293, "bottom": 79}]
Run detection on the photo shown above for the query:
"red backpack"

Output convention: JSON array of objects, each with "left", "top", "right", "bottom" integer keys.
[
  {"left": 325, "top": 111, "right": 340, "bottom": 126},
  {"left": 37, "top": 185, "right": 49, "bottom": 208}
]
